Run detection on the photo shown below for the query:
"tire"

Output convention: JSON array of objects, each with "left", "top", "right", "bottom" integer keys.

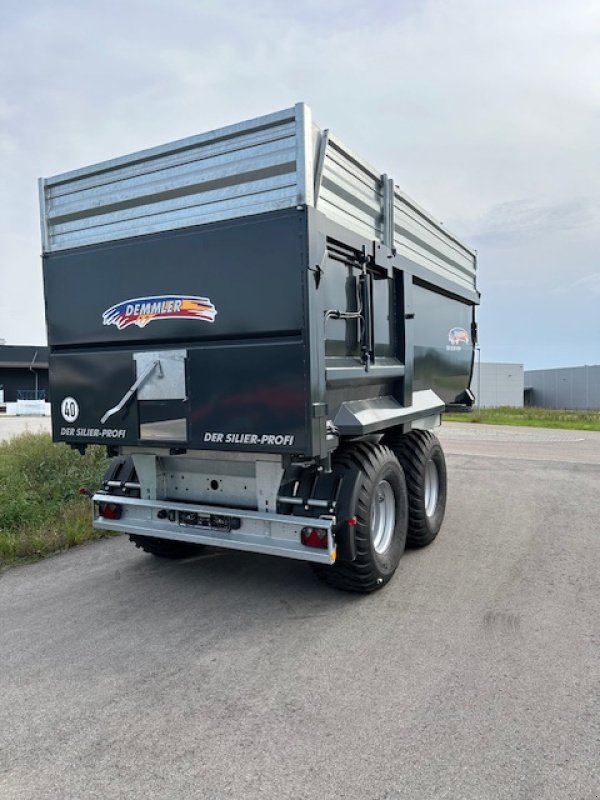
[
  {"left": 129, "top": 535, "right": 205, "bottom": 559},
  {"left": 385, "top": 430, "right": 447, "bottom": 548},
  {"left": 311, "top": 442, "right": 408, "bottom": 593}
]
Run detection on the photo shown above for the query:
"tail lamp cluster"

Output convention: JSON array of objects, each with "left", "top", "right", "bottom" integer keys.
[
  {"left": 96, "top": 501, "right": 122, "bottom": 520},
  {"left": 301, "top": 526, "right": 328, "bottom": 549}
]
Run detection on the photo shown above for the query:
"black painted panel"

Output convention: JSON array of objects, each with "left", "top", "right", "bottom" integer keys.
[
  {"left": 50, "top": 351, "right": 139, "bottom": 445},
  {"left": 44, "top": 210, "right": 305, "bottom": 347},
  {"left": 188, "top": 340, "right": 308, "bottom": 453},
  {"left": 43, "top": 205, "right": 477, "bottom": 455},
  {"left": 413, "top": 282, "right": 474, "bottom": 404}
]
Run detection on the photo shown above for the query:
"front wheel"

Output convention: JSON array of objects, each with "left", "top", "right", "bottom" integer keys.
[{"left": 311, "top": 442, "right": 408, "bottom": 593}]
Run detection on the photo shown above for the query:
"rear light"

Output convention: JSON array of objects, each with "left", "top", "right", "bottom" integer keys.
[
  {"left": 98, "top": 502, "right": 122, "bottom": 520},
  {"left": 301, "top": 526, "right": 328, "bottom": 549}
]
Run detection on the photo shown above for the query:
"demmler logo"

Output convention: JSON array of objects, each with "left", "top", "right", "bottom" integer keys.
[
  {"left": 102, "top": 295, "right": 217, "bottom": 331},
  {"left": 448, "top": 327, "right": 470, "bottom": 346}
]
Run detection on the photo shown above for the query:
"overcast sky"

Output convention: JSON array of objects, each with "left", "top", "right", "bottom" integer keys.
[{"left": 1, "top": 0, "right": 599, "bottom": 368}]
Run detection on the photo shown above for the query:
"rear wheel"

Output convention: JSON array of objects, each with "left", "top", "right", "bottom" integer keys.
[
  {"left": 129, "top": 535, "right": 205, "bottom": 559},
  {"left": 311, "top": 442, "right": 408, "bottom": 593},
  {"left": 385, "top": 430, "right": 447, "bottom": 548}
]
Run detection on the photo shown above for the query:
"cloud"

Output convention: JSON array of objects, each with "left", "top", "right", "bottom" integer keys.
[
  {"left": 472, "top": 198, "right": 600, "bottom": 246},
  {"left": 551, "top": 272, "right": 600, "bottom": 296},
  {"left": 0, "top": 0, "right": 599, "bottom": 368}
]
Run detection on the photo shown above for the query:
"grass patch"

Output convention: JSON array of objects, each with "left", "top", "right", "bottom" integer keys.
[
  {"left": 0, "top": 433, "right": 110, "bottom": 568},
  {"left": 444, "top": 406, "right": 600, "bottom": 431}
]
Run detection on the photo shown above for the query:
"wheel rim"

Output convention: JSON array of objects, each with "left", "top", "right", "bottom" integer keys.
[
  {"left": 424, "top": 458, "right": 439, "bottom": 518},
  {"left": 370, "top": 479, "right": 396, "bottom": 554}
]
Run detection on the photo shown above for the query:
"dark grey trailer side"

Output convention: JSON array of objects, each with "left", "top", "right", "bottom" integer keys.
[{"left": 44, "top": 207, "right": 476, "bottom": 458}]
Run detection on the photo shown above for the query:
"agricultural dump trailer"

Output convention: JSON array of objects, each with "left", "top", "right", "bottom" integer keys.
[{"left": 39, "top": 103, "right": 478, "bottom": 592}]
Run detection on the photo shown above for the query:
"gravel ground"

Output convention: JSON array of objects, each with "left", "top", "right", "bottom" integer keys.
[{"left": 1, "top": 423, "right": 599, "bottom": 800}]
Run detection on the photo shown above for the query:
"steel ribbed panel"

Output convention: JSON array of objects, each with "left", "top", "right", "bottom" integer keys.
[{"left": 40, "top": 102, "right": 477, "bottom": 294}]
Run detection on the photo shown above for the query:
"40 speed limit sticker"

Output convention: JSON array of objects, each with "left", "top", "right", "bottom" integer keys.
[{"left": 60, "top": 396, "right": 79, "bottom": 423}]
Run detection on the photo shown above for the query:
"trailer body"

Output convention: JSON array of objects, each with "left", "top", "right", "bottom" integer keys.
[{"left": 40, "top": 104, "right": 478, "bottom": 588}]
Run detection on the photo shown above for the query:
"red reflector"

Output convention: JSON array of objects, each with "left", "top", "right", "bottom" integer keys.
[
  {"left": 98, "top": 502, "right": 122, "bottom": 520},
  {"left": 347, "top": 516, "right": 357, "bottom": 527},
  {"left": 301, "top": 527, "right": 328, "bottom": 549}
]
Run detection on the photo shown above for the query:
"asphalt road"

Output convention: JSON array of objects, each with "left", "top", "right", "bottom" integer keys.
[{"left": 1, "top": 424, "right": 599, "bottom": 800}]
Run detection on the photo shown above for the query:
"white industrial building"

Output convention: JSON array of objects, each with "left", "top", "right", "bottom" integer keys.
[
  {"left": 525, "top": 365, "right": 600, "bottom": 410},
  {"left": 471, "top": 362, "right": 524, "bottom": 408}
]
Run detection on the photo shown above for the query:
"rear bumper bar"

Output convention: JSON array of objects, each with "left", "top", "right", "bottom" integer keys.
[{"left": 92, "top": 494, "right": 336, "bottom": 564}]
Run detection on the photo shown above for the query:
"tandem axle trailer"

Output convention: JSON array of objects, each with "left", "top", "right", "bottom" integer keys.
[{"left": 40, "top": 103, "right": 478, "bottom": 592}]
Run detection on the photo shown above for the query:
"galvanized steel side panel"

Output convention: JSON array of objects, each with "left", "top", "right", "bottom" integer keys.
[
  {"left": 314, "top": 134, "right": 476, "bottom": 293},
  {"left": 393, "top": 190, "right": 476, "bottom": 293},
  {"left": 40, "top": 101, "right": 477, "bottom": 295},
  {"left": 40, "top": 105, "right": 308, "bottom": 253},
  {"left": 316, "top": 134, "right": 476, "bottom": 290},
  {"left": 316, "top": 133, "right": 384, "bottom": 243}
]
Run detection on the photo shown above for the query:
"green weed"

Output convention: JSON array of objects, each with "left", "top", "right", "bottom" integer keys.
[
  {"left": 0, "top": 433, "right": 110, "bottom": 568},
  {"left": 444, "top": 406, "right": 600, "bottom": 431}
]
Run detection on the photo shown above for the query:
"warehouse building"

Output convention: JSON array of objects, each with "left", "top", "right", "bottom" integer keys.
[
  {"left": 525, "top": 365, "right": 600, "bottom": 410},
  {"left": 0, "top": 346, "right": 49, "bottom": 405},
  {"left": 471, "top": 362, "right": 524, "bottom": 408}
]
